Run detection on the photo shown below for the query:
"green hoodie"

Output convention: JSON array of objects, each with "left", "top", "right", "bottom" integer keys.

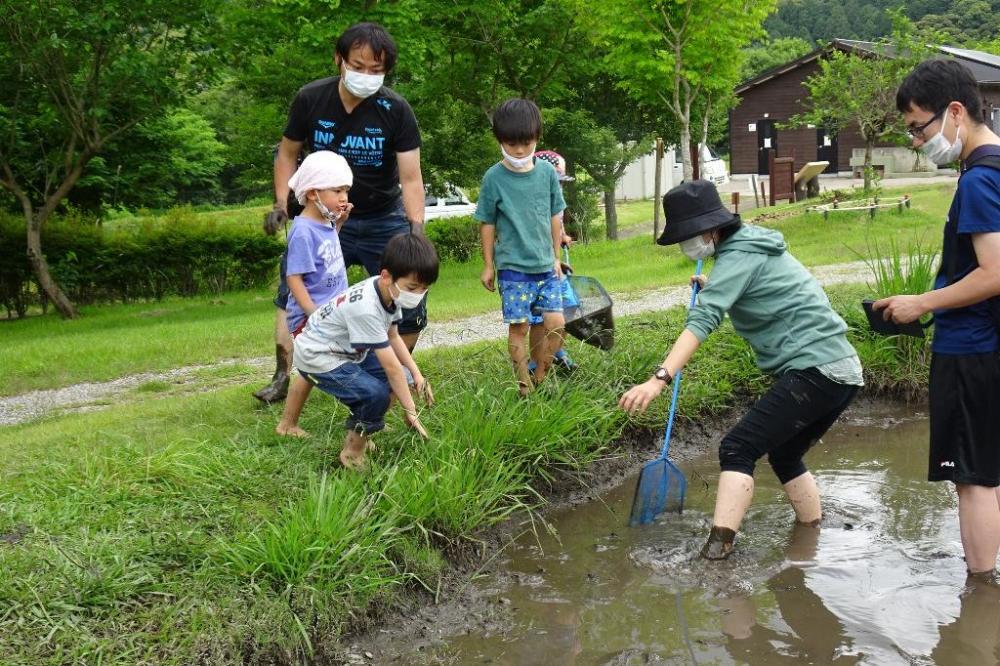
[{"left": 685, "top": 224, "right": 856, "bottom": 375}]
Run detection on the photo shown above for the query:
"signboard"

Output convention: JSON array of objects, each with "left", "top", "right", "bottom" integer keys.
[{"left": 769, "top": 154, "right": 796, "bottom": 205}]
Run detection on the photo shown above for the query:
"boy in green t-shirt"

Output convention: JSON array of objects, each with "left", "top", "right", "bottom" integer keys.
[{"left": 476, "top": 98, "right": 567, "bottom": 396}]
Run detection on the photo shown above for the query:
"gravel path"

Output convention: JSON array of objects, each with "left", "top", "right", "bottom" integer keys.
[{"left": 1, "top": 260, "right": 875, "bottom": 426}]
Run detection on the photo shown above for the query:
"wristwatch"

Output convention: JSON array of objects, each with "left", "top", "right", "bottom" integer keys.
[{"left": 652, "top": 367, "right": 672, "bottom": 383}]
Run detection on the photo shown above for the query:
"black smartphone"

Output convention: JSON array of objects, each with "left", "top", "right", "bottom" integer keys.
[{"left": 862, "top": 300, "right": 925, "bottom": 338}]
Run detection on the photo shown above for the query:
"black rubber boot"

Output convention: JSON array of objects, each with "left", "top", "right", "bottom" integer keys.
[
  {"left": 253, "top": 345, "right": 290, "bottom": 404},
  {"left": 700, "top": 526, "right": 737, "bottom": 561}
]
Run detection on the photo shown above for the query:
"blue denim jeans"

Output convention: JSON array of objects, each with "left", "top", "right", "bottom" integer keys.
[{"left": 300, "top": 354, "right": 412, "bottom": 434}]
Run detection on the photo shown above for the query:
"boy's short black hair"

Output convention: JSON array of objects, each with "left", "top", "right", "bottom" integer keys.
[
  {"left": 336, "top": 22, "right": 398, "bottom": 73},
  {"left": 896, "top": 58, "right": 983, "bottom": 121},
  {"left": 491, "top": 98, "right": 543, "bottom": 143},
  {"left": 380, "top": 233, "right": 439, "bottom": 284}
]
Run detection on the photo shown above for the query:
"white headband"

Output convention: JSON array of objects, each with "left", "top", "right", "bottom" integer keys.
[{"left": 288, "top": 150, "right": 353, "bottom": 205}]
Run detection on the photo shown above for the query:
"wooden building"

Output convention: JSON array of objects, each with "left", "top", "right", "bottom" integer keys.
[{"left": 730, "top": 40, "right": 1000, "bottom": 175}]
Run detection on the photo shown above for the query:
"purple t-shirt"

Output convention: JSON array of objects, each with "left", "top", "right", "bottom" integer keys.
[{"left": 285, "top": 215, "right": 348, "bottom": 333}]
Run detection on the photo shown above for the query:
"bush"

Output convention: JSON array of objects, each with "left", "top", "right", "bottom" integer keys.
[
  {"left": 563, "top": 176, "right": 602, "bottom": 243},
  {"left": 0, "top": 207, "right": 283, "bottom": 315},
  {"left": 424, "top": 215, "right": 480, "bottom": 263}
]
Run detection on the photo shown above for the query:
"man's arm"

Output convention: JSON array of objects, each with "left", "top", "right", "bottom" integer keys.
[
  {"left": 875, "top": 232, "right": 1000, "bottom": 323},
  {"left": 275, "top": 137, "right": 304, "bottom": 211},
  {"left": 398, "top": 148, "right": 425, "bottom": 234}
]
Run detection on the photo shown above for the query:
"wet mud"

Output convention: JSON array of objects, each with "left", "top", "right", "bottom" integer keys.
[{"left": 344, "top": 403, "right": 1000, "bottom": 665}]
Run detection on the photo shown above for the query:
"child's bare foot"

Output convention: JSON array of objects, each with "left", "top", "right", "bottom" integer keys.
[
  {"left": 339, "top": 449, "right": 367, "bottom": 469},
  {"left": 518, "top": 380, "right": 533, "bottom": 398},
  {"left": 339, "top": 431, "right": 368, "bottom": 468},
  {"left": 275, "top": 423, "right": 309, "bottom": 438}
]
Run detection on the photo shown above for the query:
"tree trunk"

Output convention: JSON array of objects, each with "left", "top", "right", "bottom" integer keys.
[
  {"left": 26, "top": 215, "right": 78, "bottom": 319},
  {"left": 653, "top": 137, "right": 663, "bottom": 243},
  {"left": 863, "top": 138, "right": 874, "bottom": 192},
  {"left": 604, "top": 188, "right": 618, "bottom": 241},
  {"left": 680, "top": 123, "right": 693, "bottom": 183},
  {"left": 699, "top": 96, "right": 712, "bottom": 178}
]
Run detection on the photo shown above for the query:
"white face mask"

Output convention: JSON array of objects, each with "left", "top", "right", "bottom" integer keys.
[
  {"left": 679, "top": 235, "right": 716, "bottom": 261},
  {"left": 393, "top": 283, "right": 425, "bottom": 309},
  {"left": 342, "top": 67, "right": 384, "bottom": 99},
  {"left": 314, "top": 196, "right": 342, "bottom": 225},
  {"left": 501, "top": 146, "right": 535, "bottom": 169},
  {"left": 920, "top": 118, "right": 963, "bottom": 166}
]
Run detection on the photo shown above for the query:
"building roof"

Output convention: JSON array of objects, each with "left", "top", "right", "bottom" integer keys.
[
  {"left": 736, "top": 39, "right": 1000, "bottom": 94},
  {"left": 938, "top": 46, "right": 1000, "bottom": 84}
]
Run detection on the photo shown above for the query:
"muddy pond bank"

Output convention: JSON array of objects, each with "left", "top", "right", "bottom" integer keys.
[{"left": 338, "top": 400, "right": 997, "bottom": 665}]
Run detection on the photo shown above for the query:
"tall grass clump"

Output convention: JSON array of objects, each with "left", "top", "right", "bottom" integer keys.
[
  {"left": 849, "top": 235, "right": 938, "bottom": 397},
  {"left": 220, "top": 472, "right": 407, "bottom": 597}
]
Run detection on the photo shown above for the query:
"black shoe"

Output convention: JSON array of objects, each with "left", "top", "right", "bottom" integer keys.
[
  {"left": 253, "top": 372, "right": 289, "bottom": 404},
  {"left": 700, "top": 526, "right": 736, "bottom": 560},
  {"left": 254, "top": 344, "right": 291, "bottom": 404}
]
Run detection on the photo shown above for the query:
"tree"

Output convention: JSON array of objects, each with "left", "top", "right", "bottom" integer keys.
[
  {"left": 0, "top": 0, "right": 219, "bottom": 318},
  {"left": 740, "top": 37, "right": 815, "bottom": 83},
  {"left": 547, "top": 109, "right": 654, "bottom": 240},
  {"left": 581, "top": 0, "right": 777, "bottom": 182},
  {"left": 76, "top": 108, "right": 227, "bottom": 211}
]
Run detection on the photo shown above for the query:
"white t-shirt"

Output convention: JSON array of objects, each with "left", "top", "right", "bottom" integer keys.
[{"left": 293, "top": 277, "right": 402, "bottom": 374}]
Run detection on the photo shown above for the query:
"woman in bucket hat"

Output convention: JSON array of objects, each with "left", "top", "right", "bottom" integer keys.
[{"left": 620, "top": 180, "right": 863, "bottom": 560}]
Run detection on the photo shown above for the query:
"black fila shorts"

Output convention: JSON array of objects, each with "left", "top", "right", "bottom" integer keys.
[{"left": 929, "top": 351, "right": 1000, "bottom": 486}]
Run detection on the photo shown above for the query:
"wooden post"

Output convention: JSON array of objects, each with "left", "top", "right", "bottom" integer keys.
[
  {"left": 731, "top": 191, "right": 740, "bottom": 214},
  {"left": 760, "top": 180, "right": 768, "bottom": 207},
  {"left": 751, "top": 174, "right": 760, "bottom": 208},
  {"left": 653, "top": 137, "right": 663, "bottom": 242}
]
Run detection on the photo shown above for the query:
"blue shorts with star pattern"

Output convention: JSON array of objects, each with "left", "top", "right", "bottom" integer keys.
[{"left": 498, "top": 269, "right": 563, "bottom": 324}]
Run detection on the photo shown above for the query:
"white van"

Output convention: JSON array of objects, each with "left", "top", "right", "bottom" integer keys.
[
  {"left": 424, "top": 185, "right": 476, "bottom": 221},
  {"left": 672, "top": 144, "right": 729, "bottom": 186}
]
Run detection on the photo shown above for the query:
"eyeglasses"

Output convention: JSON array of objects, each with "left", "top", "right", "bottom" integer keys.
[{"left": 906, "top": 109, "right": 945, "bottom": 140}]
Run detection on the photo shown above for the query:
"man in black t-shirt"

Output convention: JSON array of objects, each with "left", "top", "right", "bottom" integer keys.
[{"left": 254, "top": 22, "right": 427, "bottom": 404}]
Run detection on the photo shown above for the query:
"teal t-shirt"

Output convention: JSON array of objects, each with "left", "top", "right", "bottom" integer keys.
[{"left": 475, "top": 159, "right": 566, "bottom": 273}]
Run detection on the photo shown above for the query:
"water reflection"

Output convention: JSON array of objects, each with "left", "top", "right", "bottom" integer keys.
[{"left": 382, "top": 405, "right": 1000, "bottom": 665}]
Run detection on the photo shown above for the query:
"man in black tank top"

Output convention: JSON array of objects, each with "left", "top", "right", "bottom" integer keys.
[{"left": 255, "top": 22, "right": 427, "bottom": 404}]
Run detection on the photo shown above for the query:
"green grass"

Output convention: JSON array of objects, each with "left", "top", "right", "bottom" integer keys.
[
  {"left": 1, "top": 291, "right": 277, "bottom": 396},
  {"left": 746, "top": 183, "right": 953, "bottom": 267},
  {"left": 1, "top": 182, "right": 955, "bottom": 396},
  {"left": 0, "top": 309, "right": 762, "bottom": 664},
  {"left": 0, "top": 287, "right": 926, "bottom": 663}
]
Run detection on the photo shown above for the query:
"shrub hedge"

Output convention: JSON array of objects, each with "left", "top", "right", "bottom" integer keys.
[
  {"left": 1, "top": 210, "right": 483, "bottom": 317},
  {"left": 423, "top": 215, "right": 480, "bottom": 263},
  {"left": 0, "top": 208, "right": 284, "bottom": 316}
]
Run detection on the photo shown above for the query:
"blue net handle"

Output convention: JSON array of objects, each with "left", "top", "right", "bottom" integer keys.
[{"left": 659, "top": 259, "right": 703, "bottom": 459}]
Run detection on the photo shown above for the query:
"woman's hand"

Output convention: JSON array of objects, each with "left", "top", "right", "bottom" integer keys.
[{"left": 619, "top": 379, "right": 666, "bottom": 415}]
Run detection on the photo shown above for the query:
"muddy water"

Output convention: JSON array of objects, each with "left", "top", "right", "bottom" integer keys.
[{"left": 384, "top": 405, "right": 1000, "bottom": 665}]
